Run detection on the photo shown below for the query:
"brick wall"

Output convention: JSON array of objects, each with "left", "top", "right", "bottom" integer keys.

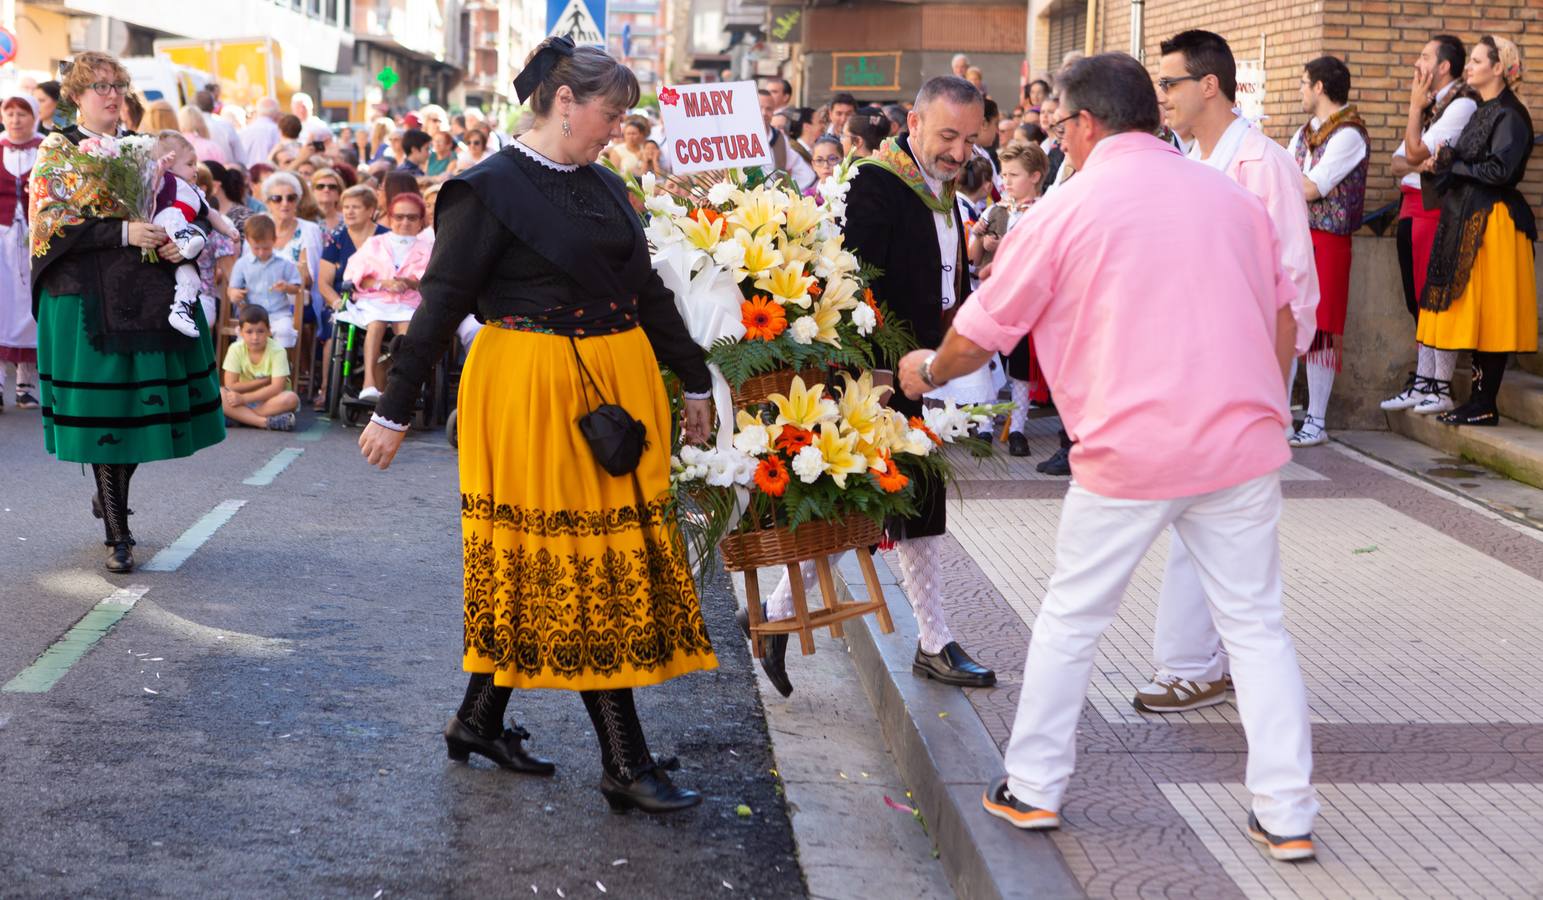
[{"left": 1087, "top": 0, "right": 1541, "bottom": 224}]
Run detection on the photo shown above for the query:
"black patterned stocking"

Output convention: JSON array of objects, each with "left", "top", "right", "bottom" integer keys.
[
  {"left": 91, "top": 463, "right": 137, "bottom": 546},
  {"left": 456, "top": 673, "right": 513, "bottom": 740},
  {"left": 580, "top": 689, "right": 652, "bottom": 781}
]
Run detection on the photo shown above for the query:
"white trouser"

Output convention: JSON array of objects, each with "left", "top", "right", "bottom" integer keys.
[
  {"left": 1002, "top": 472, "right": 1317, "bottom": 836},
  {"left": 1152, "top": 533, "right": 1227, "bottom": 682}
]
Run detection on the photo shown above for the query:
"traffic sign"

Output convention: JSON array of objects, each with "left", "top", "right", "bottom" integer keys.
[
  {"left": 0, "top": 27, "right": 18, "bottom": 68},
  {"left": 548, "top": 0, "right": 606, "bottom": 47}
]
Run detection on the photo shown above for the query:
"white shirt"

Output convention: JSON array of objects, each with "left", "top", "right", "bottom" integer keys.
[
  {"left": 239, "top": 116, "right": 281, "bottom": 168},
  {"left": 1393, "top": 81, "right": 1479, "bottom": 189},
  {"left": 1286, "top": 110, "right": 1368, "bottom": 197},
  {"left": 918, "top": 165, "right": 960, "bottom": 312},
  {"left": 205, "top": 113, "right": 242, "bottom": 166},
  {"left": 786, "top": 137, "right": 818, "bottom": 192}
]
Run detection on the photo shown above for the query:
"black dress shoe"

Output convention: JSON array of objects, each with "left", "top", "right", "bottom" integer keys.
[
  {"left": 1008, "top": 432, "right": 1031, "bottom": 457},
  {"left": 913, "top": 641, "right": 996, "bottom": 688},
  {"left": 1436, "top": 405, "right": 1499, "bottom": 426},
  {"left": 105, "top": 540, "right": 136, "bottom": 573},
  {"left": 737, "top": 604, "right": 793, "bottom": 698},
  {"left": 444, "top": 716, "right": 556, "bottom": 775},
  {"left": 600, "top": 766, "right": 702, "bottom": 814},
  {"left": 1035, "top": 446, "right": 1071, "bottom": 476}
]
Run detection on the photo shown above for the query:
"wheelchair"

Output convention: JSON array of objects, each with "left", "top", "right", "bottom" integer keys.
[{"left": 324, "top": 284, "right": 458, "bottom": 431}]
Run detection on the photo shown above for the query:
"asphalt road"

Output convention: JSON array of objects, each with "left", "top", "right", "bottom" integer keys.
[{"left": 0, "top": 408, "right": 805, "bottom": 899}]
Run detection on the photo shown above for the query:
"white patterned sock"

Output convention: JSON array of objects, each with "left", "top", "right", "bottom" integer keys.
[
  {"left": 765, "top": 561, "right": 819, "bottom": 622},
  {"left": 16, "top": 361, "right": 36, "bottom": 397},
  {"left": 1433, "top": 349, "right": 1457, "bottom": 383},
  {"left": 1306, "top": 362, "right": 1334, "bottom": 424},
  {"left": 895, "top": 536, "right": 955, "bottom": 654},
  {"left": 1009, "top": 378, "right": 1030, "bottom": 432},
  {"left": 1415, "top": 343, "right": 1435, "bottom": 380}
]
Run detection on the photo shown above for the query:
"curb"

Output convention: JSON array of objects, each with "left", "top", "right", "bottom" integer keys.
[{"left": 832, "top": 552, "right": 1085, "bottom": 900}]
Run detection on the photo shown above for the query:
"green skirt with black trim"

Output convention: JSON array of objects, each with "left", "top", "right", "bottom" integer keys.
[{"left": 38, "top": 290, "right": 225, "bottom": 464}]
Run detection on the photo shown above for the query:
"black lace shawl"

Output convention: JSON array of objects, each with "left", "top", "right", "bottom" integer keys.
[{"left": 1420, "top": 89, "right": 1536, "bottom": 313}]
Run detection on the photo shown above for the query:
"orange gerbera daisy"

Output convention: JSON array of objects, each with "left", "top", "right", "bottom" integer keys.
[
  {"left": 741, "top": 295, "right": 788, "bottom": 341},
  {"left": 875, "top": 453, "right": 909, "bottom": 493},
  {"left": 775, "top": 425, "right": 814, "bottom": 454},
  {"left": 863, "top": 288, "right": 884, "bottom": 327},
  {"left": 692, "top": 207, "right": 723, "bottom": 226},
  {"left": 909, "top": 416, "right": 942, "bottom": 446},
  {"left": 755, "top": 455, "right": 791, "bottom": 496},
  {"left": 807, "top": 282, "right": 822, "bottom": 297}
]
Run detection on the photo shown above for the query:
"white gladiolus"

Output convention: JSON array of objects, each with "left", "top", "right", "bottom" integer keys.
[
  {"left": 641, "top": 172, "right": 657, "bottom": 195},
  {"left": 788, "top": 316, "right": 819, "bottom": 345},
  {"left": 707, "top": 181, "right": 736, "bottom": 206},
  {"left": 711, "top": 238, "right": 746, "bottom": 271},
  {"left": 922, "top": 402, "right": 976, "bottom": 442},
  {"left": 850, "top": 301, "right": 876, "bottom": 336},
  {"left": 903, "top": 428, "right": 936, "bottom": 456},
  {"left": 791, "top": 445, "right": 828, "bottom": 483},
  {"left": 732, "top": 423, "right": 771, "bottom": 457},
  {"left": 645, "top": 216, "right": 683, "bottom": 247},
  {"left": 645, "top": 193, "right": 684, "bottom": 217}
]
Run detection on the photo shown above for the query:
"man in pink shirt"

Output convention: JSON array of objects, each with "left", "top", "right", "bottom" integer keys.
[
  {"left": 1130, "top": 30, "right": 1322, "bottom": 718},
  {"left": 897, "top": 52, "right": 1319, "bottom": 861}
]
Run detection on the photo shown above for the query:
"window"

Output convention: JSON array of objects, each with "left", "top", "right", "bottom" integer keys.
[{"left": 326, "top": 0, "right": 338, "bottom": 23}]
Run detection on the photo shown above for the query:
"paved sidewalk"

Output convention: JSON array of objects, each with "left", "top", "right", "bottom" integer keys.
[{"left": 915, "top": 417, "right": 1543, "bottom": 899}]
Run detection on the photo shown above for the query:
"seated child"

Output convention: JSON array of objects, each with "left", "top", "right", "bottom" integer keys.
[
  {"left": 221, "top": 304, "right": 300, "bottom": 431},
  {"left": 155, "top": 131, "right": 239, "bottom": 338},
  {"left": 229, "top": 213, "right": 304, "bottom": 349}
]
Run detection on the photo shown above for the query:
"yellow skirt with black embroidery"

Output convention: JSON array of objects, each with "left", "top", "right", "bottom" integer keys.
[
  {"left": 457, "top": 324, "right": 717, "bottom": 690},
  {"left": 1417, "top": 204, "right": 1538, "bottom": 353}
]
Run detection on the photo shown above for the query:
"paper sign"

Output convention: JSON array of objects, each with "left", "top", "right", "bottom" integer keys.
[{"left": 657, "top": 81, "right": 772, "bottom": 175}]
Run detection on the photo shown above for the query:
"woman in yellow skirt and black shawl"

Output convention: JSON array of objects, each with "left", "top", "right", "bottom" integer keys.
[
  {"left": 359, "top": 39, "right": 718, "bottom": 814},
  {"left": 1416, "top": 35, "right": 1536, "bottom": 426}
]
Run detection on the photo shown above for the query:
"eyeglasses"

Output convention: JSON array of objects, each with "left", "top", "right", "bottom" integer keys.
[
  {"left": 468, "top": 140, "right": 485, "bottom": 147},
  {"left": 89, "top": 81, "right": 131, "bottom": 96},
  {"left": 1155, "top": 75, "right": 1204, "bottom": 92},
  {"left": 391, "top": 213, "right": 422, "bottom": 222},
  {"left": 267, "top": 194, "right": 298, "bottom": 204},
  {"left": 812, "top": 155, "right": 843, "bottom": 166},
  {"left": 1048, "top": 110, "right": 1081, "bottom": 139},
  {"left": 313, "top": 182, "right": 340, "bottom": 192}
]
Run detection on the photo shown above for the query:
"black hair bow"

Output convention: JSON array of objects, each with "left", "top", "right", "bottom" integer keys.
[{"left": 513, "top": 37, "right": 576, "bottom": 103}]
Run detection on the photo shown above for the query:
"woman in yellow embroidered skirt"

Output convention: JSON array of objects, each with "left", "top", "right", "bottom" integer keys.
[
  {"left": 1416, "top": 36, "right": 1536, "bottom": 426},
  {"left": 359, "top": 39, "right": 718, "bottom": 814}
]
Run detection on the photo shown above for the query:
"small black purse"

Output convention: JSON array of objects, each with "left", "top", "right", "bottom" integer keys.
[{"left": 571, "top": 337, "right": 649, "bottom": 477}]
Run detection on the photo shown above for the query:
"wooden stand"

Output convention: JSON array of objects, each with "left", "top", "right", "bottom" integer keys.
[{"left": 741, "top": 550, "right": 895, "bottom": 657}]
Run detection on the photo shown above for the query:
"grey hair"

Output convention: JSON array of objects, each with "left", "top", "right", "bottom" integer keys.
[
  {"left": 260, "top": 170, "right": 303, "bottom": 200},
  {"left": 525, "top": 40, "right": 640, "bottom": 118},
  {"left": 1055, "top": 53, "right": 1160, "bottom": 135},
  {"left": 914, "top": 75, "right": 982, "bottom": 113}
]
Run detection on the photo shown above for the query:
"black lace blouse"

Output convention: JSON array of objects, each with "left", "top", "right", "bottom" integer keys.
[{"left": 377, "top": 142, "right": 711, "bottom": 424}]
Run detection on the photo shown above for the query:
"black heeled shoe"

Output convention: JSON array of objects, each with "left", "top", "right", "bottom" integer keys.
[
  {"left": 599, "top": 765, "right": 701, "bottom": 814},
  {"left": 443, "top": 716, "right": 556, "bottom": 775},
  {"left": 105, "top": 539, "right": 136, "bottom": 574},
  {"left": 737, "top": 604, "right": 792, "bottom": 697},
  {"left": 1436, "top": 405, "right": 1499, "bottom": 426}
]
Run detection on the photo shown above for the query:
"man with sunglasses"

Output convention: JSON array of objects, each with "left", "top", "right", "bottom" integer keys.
[{"left": 1133, "top": 29, "right": 1319, "bottom": 720}]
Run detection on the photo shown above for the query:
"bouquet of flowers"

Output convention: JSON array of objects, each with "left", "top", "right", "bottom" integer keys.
[
  {"left": 30, "top": 132, "right": 161, "bottom": 261},
  {"left": 670, "top": 372, "right": 1006, "bottom": 576},
  {"left": 636, "top": 169, "right": 913, "bottom": 392}
]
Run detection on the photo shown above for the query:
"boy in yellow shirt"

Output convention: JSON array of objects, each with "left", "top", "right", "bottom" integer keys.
[{"left": 222, "top": 306, "right": 301, "bottom": 431}]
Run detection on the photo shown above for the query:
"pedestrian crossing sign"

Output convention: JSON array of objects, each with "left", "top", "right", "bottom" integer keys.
[{"left": 548, "top": 0, "right": 606, "bottom": 47}]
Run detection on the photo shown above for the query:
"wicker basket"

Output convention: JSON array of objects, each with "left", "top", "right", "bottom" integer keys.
[
  {"left": 719, "top": 515, "right": 884, "bottom": 572},
  {"left": 730, "top": 366, "right": 829, "bottom": 408}
]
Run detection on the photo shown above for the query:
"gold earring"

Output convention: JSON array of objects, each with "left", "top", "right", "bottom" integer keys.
[{"left": 562, "top": 114, "right": 572, "bottom": 137}]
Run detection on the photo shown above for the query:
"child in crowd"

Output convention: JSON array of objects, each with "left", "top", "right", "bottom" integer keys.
[
  {"left": 221, "top": 304, "right": 299, "bottom": 431},
  {"left": 229, "top": 213, "right": 304, "bottom": 349},
  {"left": 970, "top": 141, "right": 1049, "bottom": 456},
  {"left": 954, "top": 157, "right": 997, "bottom": 292},
  {"left": 156, "top": 131, "right": 239, "bottom": 338}
]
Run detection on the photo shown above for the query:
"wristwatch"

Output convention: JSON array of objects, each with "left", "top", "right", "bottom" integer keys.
[{"left": 919, "top": 353, "right": 942, "bottom": 389}]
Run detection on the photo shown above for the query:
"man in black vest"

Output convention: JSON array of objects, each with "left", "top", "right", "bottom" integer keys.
[{"left": 748, "top": 77, "right": 998, "bottom": 696}]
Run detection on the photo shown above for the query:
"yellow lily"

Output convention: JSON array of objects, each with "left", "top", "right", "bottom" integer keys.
[
  {"left": 837, "top": 371, "right": 893, "bottom": 445},
  {"left": 783, "top": 194, "right": 824, "bottom": 238},
  {"left": 727, "top": 187, "right": 787, "bottom": 236},
  {"left": 754, "top": 261, "right": 817, "bottom": 309},
  {"left": 809, "top": 296, "right": 844, "bottom": 347},
  {"left": 733, "top": 227, "right": 784, "bottom": 280},
  {"left": 777, "top": 232, "right": 816, "bottom": 268},
  {"left": 674, "top": 213, "right": 724, "bottom": 252},
  {"left": 821, "top": 274, "right": 862, "bottom": 311},
  {"left": 812, "top": 424, "right": 869, "bottom": 488},
  {"left": 769, "top": 375, "right": 838, "bottom": 430}
]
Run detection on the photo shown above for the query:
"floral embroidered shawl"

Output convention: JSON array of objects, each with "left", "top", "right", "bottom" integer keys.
[
  {"left": 854, "top": 136, "right": 957, "bottom": 220},
  {"left": 29, "top": 131, "right": 138, "bottom": 258}
]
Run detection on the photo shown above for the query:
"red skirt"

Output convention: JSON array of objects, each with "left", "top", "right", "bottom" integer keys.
[
  {"left": 1400, "top": 185, "right": 1441, "bottom": 301},
  {"left": 1311, "top": 229, "right": 1352, "bottom": 336}
]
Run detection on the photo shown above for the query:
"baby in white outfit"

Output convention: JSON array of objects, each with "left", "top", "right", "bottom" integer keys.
[{"left": 153, "top": 132, "right": 237, "bottom": 338}]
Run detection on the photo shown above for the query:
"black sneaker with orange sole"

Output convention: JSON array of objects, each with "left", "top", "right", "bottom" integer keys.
[
  {"left": 981, "top": 777, "right": 1060, "bottom": 830},
  {"left": 1247, "top": 812, "right": 1315, "bottom": 861}
]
